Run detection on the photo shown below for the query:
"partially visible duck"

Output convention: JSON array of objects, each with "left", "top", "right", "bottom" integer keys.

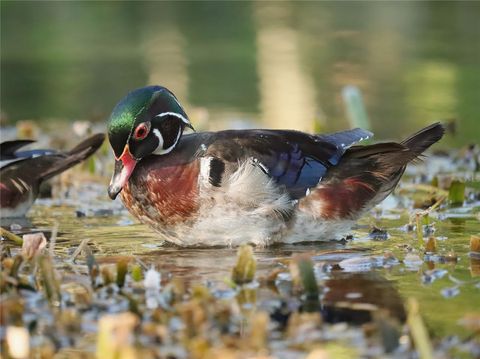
[
  {"left": 106, "top": 86, "right": 444, "bottom": 246},
  {"left": 1, "top": 133, "right": 105, "bottom": 218}
]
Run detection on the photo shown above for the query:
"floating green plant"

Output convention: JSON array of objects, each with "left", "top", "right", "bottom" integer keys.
[
  {"left": 131, "top": 263, "right": 143, "bottom": 282},
  {"left": 295, "top": 255, "right": 320, "bottom": 312},
  {"left": 116, "top": 258, "right": 129, "bottom": 288},
  {"left": 448, "top": 180, "right": 465, "bottom": 205},
  {"left": 231, "top": 244, "right": 256, "bottom": 285}
]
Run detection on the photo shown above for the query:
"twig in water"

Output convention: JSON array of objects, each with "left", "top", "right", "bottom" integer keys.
[
  {"left": 38, "top": 254, "right": 61, "bottom": 307},
  {"left": 407, "top": 298, "right": 433, "bottom": 359},
  {"left": 48, "top": 222, "right": 59, "bottom": 257},
  {"left": 412, "top": 196, "right": 446, "bottom": 243},
  {"left": 69, "top": 238, "right": 91, "bottom": 263}
]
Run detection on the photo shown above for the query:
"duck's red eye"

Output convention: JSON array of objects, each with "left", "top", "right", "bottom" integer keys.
[{"left": 133, "top": 122, "right": 150, "bottom": 140}]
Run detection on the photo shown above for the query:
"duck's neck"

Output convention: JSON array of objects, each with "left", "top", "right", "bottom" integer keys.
[{"left": 121, "top": 158, "right": 200, "bottom": 225}]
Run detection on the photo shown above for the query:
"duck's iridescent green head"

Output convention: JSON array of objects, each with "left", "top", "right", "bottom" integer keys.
[{"left": 107, "top": 85, "right": 193, "bottom": 199}]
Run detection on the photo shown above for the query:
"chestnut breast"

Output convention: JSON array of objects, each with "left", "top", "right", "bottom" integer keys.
[{"left": 121, "top": 157, "right": 200, "bottom": 225}]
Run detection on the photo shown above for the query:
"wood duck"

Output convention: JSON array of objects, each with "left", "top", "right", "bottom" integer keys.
[
  {"left": 1, "top": 134, "right": 104, "bottom": 218},
  {"left": 107, "top": 86, "right": 444, "bottom": 246}
]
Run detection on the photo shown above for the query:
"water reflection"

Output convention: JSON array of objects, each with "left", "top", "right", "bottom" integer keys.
[
  {"left": 254, "top": 3, "right": 318, "bottom": 132},
  {"left": 1, "top": 2, "right": 479, "bottom": 144},
  {"left": 405, "top": 61, "right": 459, "bottom": 131},
  {"left": 141, "top": 23, "right": 189, "bottom": 104}
]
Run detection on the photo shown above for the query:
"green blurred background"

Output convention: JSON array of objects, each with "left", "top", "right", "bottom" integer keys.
[{"left": 1, "top": 1, "right": 479, "bottom": 145}]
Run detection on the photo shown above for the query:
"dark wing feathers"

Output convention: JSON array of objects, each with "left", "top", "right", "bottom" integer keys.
[
  {"left": 316, "top": 128, "right": 373, "bottom": 165},
  {"left": 1, "top": 134, "right": 104, "bottom": 217},
  {"left": 0, "top": 140, "right": 36, "bottom": 159},
  {"left": 0, "top": 140, "right": 58, "bottom": 169},
  {"left": 40, "top": 133, "right": 105, "bottom": 181},
  {"left": 1, "top": 134, "right": 105, "bottom": 183},
  {"left": 197, "top": 128, "right": 370, "bottom": 199}
]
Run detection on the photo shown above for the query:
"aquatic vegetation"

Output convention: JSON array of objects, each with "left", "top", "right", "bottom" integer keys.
[
  {"left": 449, "top": 180, "right": 466, "bottom": 205},
  {"left": 0, "top": 228, "right": 23, "bottom": 245},
  {"left": 231, "top": 244, "right": 256, "bottom": 285}
]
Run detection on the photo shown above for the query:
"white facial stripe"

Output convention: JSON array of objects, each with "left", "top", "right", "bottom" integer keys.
[
  {"left": 160, "top": 130, "right": 182, "bottom": 155},
  {"left": 152, "top": 126, "right": 182, "bottom": 155},
  {"left": 151, "top": 112, "right": 188, "bottom": 156},
  {"left": 153, "top": 128, "right": 164, "bottom": 149},
  {"left": 155, "top": 112, "right": 190, "bottom": 126}
]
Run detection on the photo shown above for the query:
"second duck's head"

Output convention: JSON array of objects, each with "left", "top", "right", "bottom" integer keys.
[{"left": 107, "top": 85, "right": 192, "bottom": 200}]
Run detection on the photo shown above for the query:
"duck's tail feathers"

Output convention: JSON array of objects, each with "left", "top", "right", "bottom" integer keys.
[
  {"left": 298, "top": 123, "right": 444, "bottom": 220},
  {"left": 400, "top": 122, "right": 445, "bottom": 157}
]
